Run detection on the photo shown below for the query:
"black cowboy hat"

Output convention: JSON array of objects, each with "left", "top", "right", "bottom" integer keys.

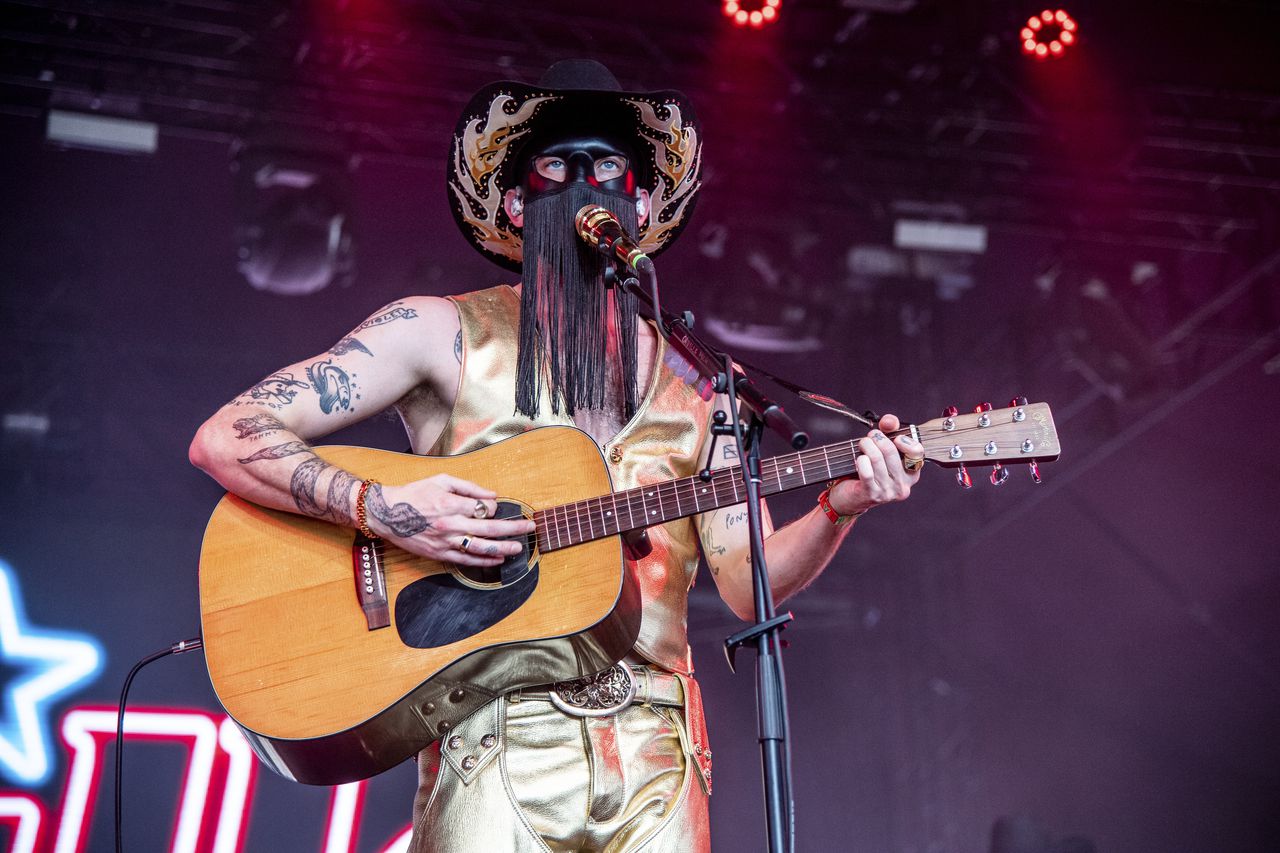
[{"left": 447, "top": 59, "right": 703, "bottom": 272}]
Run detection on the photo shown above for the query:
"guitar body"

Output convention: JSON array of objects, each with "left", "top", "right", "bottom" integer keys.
[{"left": 198, "top": 427, "right": 640, "bottom": 785}]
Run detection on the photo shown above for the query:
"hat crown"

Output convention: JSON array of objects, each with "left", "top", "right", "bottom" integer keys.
[{"left": 537, "top": 59, "right": 622, "bottom": 92}]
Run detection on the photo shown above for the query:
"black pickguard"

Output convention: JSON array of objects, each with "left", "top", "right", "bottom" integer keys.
[{"left": 394, "top": 500, "right": 539, "bottom": 649}]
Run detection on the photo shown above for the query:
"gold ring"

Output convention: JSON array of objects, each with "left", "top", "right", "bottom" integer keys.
[
  {"left": 460, "top": 536, "right": 472, "bottom": 553},
  {"left": 473, "top": 500, "right": 488, "bottom": 519},
  {"left": 903, "top": 455, "right": 925, "bottom": 473}
]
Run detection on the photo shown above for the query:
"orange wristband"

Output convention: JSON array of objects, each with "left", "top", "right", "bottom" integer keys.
[{"left": 818, "top": 480, "right": 865, "bottom": 527}]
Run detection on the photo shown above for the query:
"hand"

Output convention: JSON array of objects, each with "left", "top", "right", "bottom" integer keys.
[
  {"left": 827, "top": 414, "right": 923, "bottom": 517},
  {"left": 364, "top": 474, "right": 534, "bottom": 567}
]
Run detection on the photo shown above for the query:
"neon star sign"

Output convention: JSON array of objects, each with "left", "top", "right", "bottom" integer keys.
[{"left": 0, "top": 559, "right": 103, "bottom": 786}]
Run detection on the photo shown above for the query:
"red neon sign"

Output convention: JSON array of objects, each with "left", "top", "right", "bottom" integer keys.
[{"left": 0, "top": 705, "right": 414, "bottom": 853}]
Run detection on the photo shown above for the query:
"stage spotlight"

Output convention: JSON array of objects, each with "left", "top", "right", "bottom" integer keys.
[
  {"left": 231, "top": 143, "right": 355, "bottom": 296},
  {"left": 723, "top": 0, "right": 780, "bottom": 28},
  {"left": 1020, "top": 8, "right": 1077, "bottom": 60}
]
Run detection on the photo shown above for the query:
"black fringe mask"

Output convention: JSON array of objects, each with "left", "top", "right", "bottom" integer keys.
[{"left": 516, "top": 183, "right": 640, "bottom": 421}]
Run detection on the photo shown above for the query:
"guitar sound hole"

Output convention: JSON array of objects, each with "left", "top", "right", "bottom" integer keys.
[
  {"left": 394, "top": 500, "right": 540, "bottom": 650},
  {"left": 452, "top": 500, "right": 536, "bottom": 589}
]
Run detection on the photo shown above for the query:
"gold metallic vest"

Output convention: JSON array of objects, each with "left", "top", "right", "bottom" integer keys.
[{"left": 430, "top": 285, "right": 713, "bottom": 674}]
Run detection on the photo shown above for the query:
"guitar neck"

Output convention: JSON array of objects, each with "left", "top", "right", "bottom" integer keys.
[
  {"left": 532, "top": 401, "right": 1060, "bottom": 552},
  {"left": 533, "top": 439, "right": 862, "bottom": 553}
]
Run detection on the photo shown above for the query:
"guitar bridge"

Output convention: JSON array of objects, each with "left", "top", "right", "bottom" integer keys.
[{"left": 353, "top": 532, "right": 390, "bottom": 630}]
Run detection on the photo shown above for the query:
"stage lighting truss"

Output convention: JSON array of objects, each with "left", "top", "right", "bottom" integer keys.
[
  {"left": 723, "top": 0, "right": 781, "bottom": 29},
  {"left": 1021, "top": 8, "right": 1077, "bottom": 60}
]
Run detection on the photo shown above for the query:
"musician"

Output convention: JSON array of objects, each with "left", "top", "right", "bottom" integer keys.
[{"left": 190, "top": 60, "right": 922, "bottom": 852}]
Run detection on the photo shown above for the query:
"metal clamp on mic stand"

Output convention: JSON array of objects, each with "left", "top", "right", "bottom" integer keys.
[{"left": 576, "top": 203, "right": 802, "bottom": 853}]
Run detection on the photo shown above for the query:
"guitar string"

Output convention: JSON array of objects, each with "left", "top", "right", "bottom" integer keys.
[{"left": 536, "top": 425, "right": 1022, "bottom": 548}]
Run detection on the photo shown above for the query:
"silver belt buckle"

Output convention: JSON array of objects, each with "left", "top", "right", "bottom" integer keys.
[{"left": 549, "top": 663, "right": 637, "bottom": 717}]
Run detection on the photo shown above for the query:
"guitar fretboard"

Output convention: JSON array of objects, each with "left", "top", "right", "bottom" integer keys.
[{"left": 532, "top": 438, "right": 869, "bottom": 552}]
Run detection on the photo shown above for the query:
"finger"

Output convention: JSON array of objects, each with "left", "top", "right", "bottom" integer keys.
[
  {"left": 453, "top": 532, "right": 525, "bottom": 557},
  {"left": 877, "top": 413, "right": 901, "bottom": 433},
  {"left": 894, "top": 434, "right": 924, "bottom": 481},
  {"left": 454, "top": 517, "right": 537, "bottom": 538},
  {"left": 442, "top": 548, "right": 506, "bottom": 568},
  {"left": 865, "top": 432, "right": 895, "bottom": 485},
  {"left": 857, "top": 436, "right": 886, "bottom": 488}
]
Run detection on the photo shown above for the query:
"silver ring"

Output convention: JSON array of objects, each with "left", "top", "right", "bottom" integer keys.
[
  {"left": 473, "top": 500, "right": 488, "bottom": 519},
  {"left": 460, "top": 536, "right": 472, "bottom": 553}
]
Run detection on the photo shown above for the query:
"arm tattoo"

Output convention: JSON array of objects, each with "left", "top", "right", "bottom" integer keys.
[
  {"left": 329, "top": 336, "right": 373, "bottom": 357},
  {"left": 722, "top": 444, "right": 739, "bottom": 460},
  {"left": 237, "top": 441, "right": 311, "bottom": 464},
  {"left": 355, "top": 305, "right": 418, "bottom": 332},
  {"left": 234, "top": 372, "right": 310, "bottom": 409},
  {"left": 305, "top": 359, "right": 359, "bottom": 414},
  {"left": 324, "top": 469, "right": 359, "bottom": 525},
  {"left": 454, "top": 330, "right": 463, "bottom": 364},
  {"left": 290, "top": 456, "right": 330, "bottom": 518},
  {"left": 232, "top": 413, "right": 286, "bottom": 440},
  {"left": 697, "top": 517, "right": 726, "bottom": 570},
  {"left": 724, "top": 510, "right": 747, "bottom": 530},
  {"left": 365, "top": 483, "right": 432, "bottom": 537}
]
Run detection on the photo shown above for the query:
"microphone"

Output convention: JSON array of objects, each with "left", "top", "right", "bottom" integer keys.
[{"left": 575, "top": 205, "right": 653, "bottom": 273}]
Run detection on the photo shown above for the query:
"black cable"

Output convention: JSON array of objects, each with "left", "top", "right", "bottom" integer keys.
[{"left": 115, "top": 636, "right": 203, "bottom": 853}]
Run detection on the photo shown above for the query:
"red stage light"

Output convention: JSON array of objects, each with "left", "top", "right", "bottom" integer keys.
[
  {"left": 1021, "top": 8, "right": 1077, "bottom": 60},
  {"left": 724, "top": 0, "right": 780, "bottom": 28}
]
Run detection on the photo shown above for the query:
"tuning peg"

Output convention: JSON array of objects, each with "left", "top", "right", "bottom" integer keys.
[
  {"left": 942, "top": 405, "right": 958, "bottom": 417},
  {"left": 1028, "top": 460, "right": 1042, "bottom": 484},
  {"left": 990, "top": 463, "right": 1009, "bottom": 486},
  {"left": 1009, "top": 396, "right": 1028, "bottom": 407},
  {"left": 974, "top": 402, "right": 992, "bottom": 427},
  {"left": 956, "top": 463, "right": 972, "bottom": 489},
  {"left": 975, "top": 402, "right": 993, "bottom": 412}
]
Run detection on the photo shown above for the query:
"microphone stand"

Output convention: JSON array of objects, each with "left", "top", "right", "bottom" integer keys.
[{"left": 612, "top": 263, "right": 804, "bottom": 853}]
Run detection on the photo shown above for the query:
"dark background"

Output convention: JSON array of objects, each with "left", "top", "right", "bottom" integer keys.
[{"left": 2, "top": 1, "right": 1278, "bottom": 850}]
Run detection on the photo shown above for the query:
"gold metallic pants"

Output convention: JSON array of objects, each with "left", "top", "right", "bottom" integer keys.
[{"left": 407, "top": 682, "right": 710, "bottom": 852}]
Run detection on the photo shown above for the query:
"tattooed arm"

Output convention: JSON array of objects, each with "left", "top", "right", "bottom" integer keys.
[
  {"left": 695, "top": 411, "right": 922, "bottom": 621},
  {"left": 190, "top": 296, "right": 533, "bottom": 567}
]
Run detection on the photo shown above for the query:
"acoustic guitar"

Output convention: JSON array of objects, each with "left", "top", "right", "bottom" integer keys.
[{"left": 199, "top": 401, "right": 1059, "bottom": 784}]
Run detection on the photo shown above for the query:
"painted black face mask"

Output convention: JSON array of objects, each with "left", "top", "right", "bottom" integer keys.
[
  {"left": 521, "top": 136, "right": 639, "bottom": 198},
  {"left": 515, "top": 136, "right": 642, "bottom": 422}
]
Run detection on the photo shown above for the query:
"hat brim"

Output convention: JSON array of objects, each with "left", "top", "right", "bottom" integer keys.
[{"left": 447, "top": 80, "right": 702, "bottom": 272}]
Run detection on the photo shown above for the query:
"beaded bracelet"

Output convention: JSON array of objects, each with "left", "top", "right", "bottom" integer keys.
[{"left": 356, "top": 479, "right": 381, "bottom": 539}]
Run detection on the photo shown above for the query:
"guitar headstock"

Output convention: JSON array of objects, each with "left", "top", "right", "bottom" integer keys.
[{"left": 911, "top": 398, "right": 1060, "bottom": 487}]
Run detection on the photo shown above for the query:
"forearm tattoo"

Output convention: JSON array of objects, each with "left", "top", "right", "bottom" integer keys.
[
  {"left": 289, "top": 456, "right": 331, "bottom": 518},
  {"left": 305, "top": 358, "right": 360, "bottom": 414},
  {"left": 237, "top": 441, "right": 311, "bottom": 464},
  {"left": 328, "top": 336, "right": 373, "bottom": 357},
  {"left": 354, "top": 303, "right": 418, "bottom": 332},
  {"left": 232, "top": 413, "right": 286, "bottom": 440},
  {"left": 365, "top": 483, "right": 432, "bottom": 537},
  {"left": 233, "top": 372, "right": 310, "bottom": 409},
  {"left": 324, "top": 469, "right": 359, "bottom": 525}
]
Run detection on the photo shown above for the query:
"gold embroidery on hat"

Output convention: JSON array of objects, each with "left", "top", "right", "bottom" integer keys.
[
  {"left": 450, "top": 94, "right": 556, "bottom": 262},
  {"left": 626, "top": 99, "right": 701, "bottom": 253}
]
